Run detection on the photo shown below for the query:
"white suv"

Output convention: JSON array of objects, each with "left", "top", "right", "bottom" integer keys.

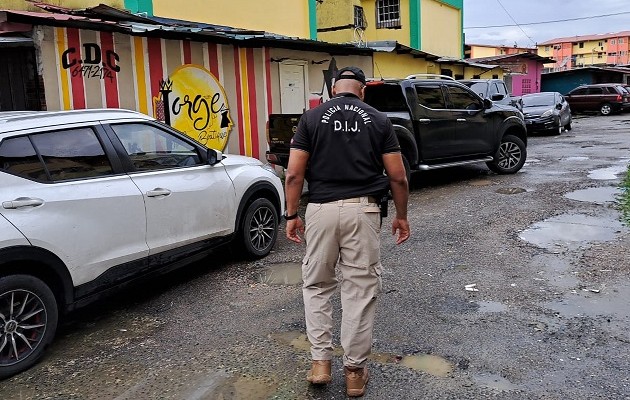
[{"left": 0, "top": 109, "right": 284, "bottom": 378}]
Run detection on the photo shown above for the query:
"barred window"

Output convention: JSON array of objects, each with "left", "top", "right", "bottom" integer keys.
[
  {"left": 354, "top": 6, "right": 367, "bottom": 29},
  {"left": 376, "top": 0, "right": 401, "bottom": 29}
]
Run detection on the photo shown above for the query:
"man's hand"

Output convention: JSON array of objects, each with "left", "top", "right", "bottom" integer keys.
[
  {"left": 286, "top": 217, "right": 305, "bottom": 243},
  {"left": 392, "top": 217, "right": 410, "bottom": 245}
]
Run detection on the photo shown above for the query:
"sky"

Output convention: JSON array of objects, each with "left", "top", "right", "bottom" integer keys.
[{"left": 463, "top": 0, "right": 630, "bottom": 47}]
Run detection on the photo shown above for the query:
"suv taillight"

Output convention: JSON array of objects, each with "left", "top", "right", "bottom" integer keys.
[{"left": 616, "top": 94, "right": 622, "bottom": 101}]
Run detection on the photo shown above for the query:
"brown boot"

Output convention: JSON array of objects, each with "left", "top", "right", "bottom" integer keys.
[
  {"left": 307, "top": 360, "right": 332, "bottom": 384},
  {"left": 344, "top": 366, "right": 369, "bottom": 397}
]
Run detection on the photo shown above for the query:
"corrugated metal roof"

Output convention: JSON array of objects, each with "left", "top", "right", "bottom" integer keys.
[{"left": 469, "top": 52, "right": 554, "bottom": 64}]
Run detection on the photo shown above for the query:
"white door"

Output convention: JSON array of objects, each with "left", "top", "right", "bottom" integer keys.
[
  {"left": 108, "top": 123, "right": 235, "bottom": 255},
  {"left": 279, "top": 63, "right": 308, "bottom": 114},
  {"left": 0, "top": 126, "right": 148, "bottom": 286}
]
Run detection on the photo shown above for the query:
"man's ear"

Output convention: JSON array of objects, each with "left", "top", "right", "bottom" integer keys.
[
  {"left": 332, "top": 85, "right": 338, "bottom": 96},
  {"left": 359, "top": 85, "right": 366, "bottom": 100}
]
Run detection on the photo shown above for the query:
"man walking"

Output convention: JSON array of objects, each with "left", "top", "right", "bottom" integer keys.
[{"left": 284, "top": 66, "right": 410, "bottom": 397}]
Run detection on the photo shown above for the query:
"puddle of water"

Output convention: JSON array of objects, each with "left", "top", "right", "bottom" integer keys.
[
  {"left": 472, "top": 372, "right": 517, "bottom": 391},
  {"left": 469, "top": 179, "right": 494, "bottom": 187},
  {"left": 271, "top": 331, "right": 454, "bottom": 377},
  {"left": 495, "top": 187, "right": 527, "bottom": 195},
  {"left": 258, "top": 262, "right": 302, "bottom": 285},
  {"left": 546, "top": 284, "right": 630, "bottom": 319},
  {"left": 588, "top": 165, "right": 627, "bottom": 180},
  {"left": 561, "top": 156, "right": 589, "bottom": 162},
  {"left": 565, "top": 186, "right": 621, "bottom": 205},
  {"left": 530, "top": 254, "right": 579, "bottom": 290},
  {"left": 476, "top": 301, "right": 508, "bottom": 313},
  {"left": 183, "top": 372, "right": 278, "bottom": 400},
  {"left": 519, "top": 213, "right": 624, "bottom": 250},
  {"left": 524, "top": 158, "right": 541, "bottom": 164},
  {"left": 399, "top": 354, "right": 453, "bottom": 377}
]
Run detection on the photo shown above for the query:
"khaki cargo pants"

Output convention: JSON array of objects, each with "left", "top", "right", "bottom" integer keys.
[{"left": 302, "top": 196, "right": 382, "bottom": 368}]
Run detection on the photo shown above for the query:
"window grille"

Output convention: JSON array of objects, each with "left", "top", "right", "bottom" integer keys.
[
  {"left": 376, "top": 0, "right": 401, "bottom": 29},
  {"left": 354, "top": 6, "right": 367, "bottom": 29}
]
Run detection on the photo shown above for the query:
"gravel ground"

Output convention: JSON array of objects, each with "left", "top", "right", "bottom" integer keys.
[{"left": 2, "top": 113, "right": 629, "bottom": 399}]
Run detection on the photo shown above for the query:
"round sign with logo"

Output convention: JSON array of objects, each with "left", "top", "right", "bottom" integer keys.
[{"left": 166, "top": 65, "right": 233, "bottom": 150}]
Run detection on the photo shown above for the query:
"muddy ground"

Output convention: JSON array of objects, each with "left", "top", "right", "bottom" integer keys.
[{"left": 2, "top": 113, "right": 629, "bottom": 399}]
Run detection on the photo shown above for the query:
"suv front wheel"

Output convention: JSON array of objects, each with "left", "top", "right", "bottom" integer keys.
[
  {"left": 487, "top": 135, "right": 527, "bottom": 174},
  {"left": 239, "top": 198, "right": 279, "bottom": 259},
  {"left": 0, "top": 275, "right": 58, "bottom": 379}
]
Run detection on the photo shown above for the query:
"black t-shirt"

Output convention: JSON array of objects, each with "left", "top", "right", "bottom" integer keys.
[{"left": 290, "top": 92, "right": 401, "bottom": 203}]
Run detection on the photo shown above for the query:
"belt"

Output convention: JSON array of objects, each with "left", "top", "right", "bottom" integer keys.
[{"left": 333, "top": 196, "right": 378, "bottom": 204}]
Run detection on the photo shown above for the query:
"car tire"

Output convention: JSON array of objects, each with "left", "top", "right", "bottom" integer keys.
[
  {"left": 600, "top": 103, "right": 612, "bottom": 116},
  {"left": 565, "top": 122, "right": 572, "bottom": 131},
  {"left": 0, "top": 274, "right": 58, "bottom": 380},
  {"left": 486, "top": 134, "right": 527, "bottom": 174},
  {"left": 239, "top": 198, "right": 278, "bottom": 259}
]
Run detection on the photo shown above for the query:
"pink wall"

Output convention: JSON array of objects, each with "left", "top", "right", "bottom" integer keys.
[{"left": 507, "top": 59, "right": 544, "bottom": 96}]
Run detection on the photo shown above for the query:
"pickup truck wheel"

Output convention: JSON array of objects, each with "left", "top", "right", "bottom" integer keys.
[
  {"left": 487, "top": 135, "right": 527, "bottom": 174},
  {"left": 0, "top": 275, "right": 58, "bottom": 380},
  {"left": 239, "top": 198, "right": 278, "bottom": 259}
]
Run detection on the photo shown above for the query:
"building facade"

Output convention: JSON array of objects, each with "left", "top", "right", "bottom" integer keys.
[
  {"left": 0, "top": 8, "right": 372, "bottom": 162},
  {"left": 465, "top": 44, "right": 537, "bottom": 59},
  {"left": 538, "top": 31, "right": 630, "bottom": 72}
]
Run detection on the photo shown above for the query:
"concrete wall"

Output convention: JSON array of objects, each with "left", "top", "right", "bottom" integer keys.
[{"left": 420, "top": 0, "right": 461, "bottom": 58}]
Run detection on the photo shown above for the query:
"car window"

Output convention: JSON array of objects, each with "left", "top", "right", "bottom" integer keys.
[
  {"left": 0, "top": 136, "right": 48, "bottom": 181},
  {"left": 570, "top": 88, "right": 587, "bottom": 95},
  {"left": 30, "top": 128, "right": 114, "bottom": 181},
  {"left": 415, "top": 85, "right": 447, "bottom": 109},
  {"left": 110, "top": 123, "right": 202, "bottom": 171},
  {"left": 364, "top": 84, "right": 409, "bottom": 112},
  {"left": 488, "top": 83, "right": 499, "bottom": 97},
  {"left": 460, "top": 82, "right": 488, "bottom": 98},
  {"left": 496, "top": 82, "right": 508, "bottom": 96},
  {"left": 522, "top": 93, "right": 556, "bottom": 107},
  {"left": 587, "top": 87, "right": 603, "bottom": 95},
  {"left": 446, "top": 86, "right": 483, "bottom": 110}
]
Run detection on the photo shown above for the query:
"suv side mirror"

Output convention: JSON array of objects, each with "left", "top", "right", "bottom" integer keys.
[
  {"left": 491, "top": 94, "right": 505, "bottom": 101},
  {"left": 207, "top": 149, "right": 224, "bottom": 165},
  {"left": 483, "top": 98, "right": 493, "bottom": 109}
]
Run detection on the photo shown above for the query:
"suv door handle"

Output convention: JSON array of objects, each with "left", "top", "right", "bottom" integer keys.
[
  {"left": 146, "top": 188, "right": 172, "bottom": 197},
  {"left": 418, "top": 119, "right": 430, "bottom": 124},
  {"left": 457, "top": 118, "right": 467, "bottom": 122},
  {"left": 2, "top": 197, "right": 44, "bottom": 209}
]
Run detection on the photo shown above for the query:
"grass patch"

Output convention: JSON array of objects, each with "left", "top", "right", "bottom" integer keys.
[{"left": 619, "top": 165, "right": 630, "bottom": 225}]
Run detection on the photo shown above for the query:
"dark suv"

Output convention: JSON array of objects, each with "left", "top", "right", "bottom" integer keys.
[{"left": 564, "top": 83, "right": 630, "bottom": 115}]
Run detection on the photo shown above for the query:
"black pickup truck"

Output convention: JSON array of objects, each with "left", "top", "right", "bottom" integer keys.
[{"left": 266, "top": 76, "right": 527, "bottom": 178}]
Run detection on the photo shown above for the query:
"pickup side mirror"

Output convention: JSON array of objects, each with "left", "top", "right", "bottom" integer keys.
[
  {"left": 491, "top": 93, "right": 505, "bottom": 101},
  {"left": 207, "top": 148, "right": 224, "bottom": 165},
  {"left": 483, "top": 98, "right": 493, "bottom": 109}
]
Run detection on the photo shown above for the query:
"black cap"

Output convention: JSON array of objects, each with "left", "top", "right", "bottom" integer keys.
[{"left": 335, "top": 66, "right": 366, "bottom": 85}]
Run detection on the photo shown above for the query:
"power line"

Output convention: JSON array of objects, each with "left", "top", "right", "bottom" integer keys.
[
  {"left": 465, "top": 11, "right": 630, "bottom": 29},
  {"left": 494, "top": 0, "right": 536, "bottom": 46}
]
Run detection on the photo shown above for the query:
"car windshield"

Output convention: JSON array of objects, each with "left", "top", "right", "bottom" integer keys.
[
  {"left": 460, "top": 82, "right": 488, "bottom": 98},
  {"left": 522, "top": 93, "right": 555, "bottom": 107}
]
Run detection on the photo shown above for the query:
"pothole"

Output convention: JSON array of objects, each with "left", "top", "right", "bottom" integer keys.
[
  {"left": 471, "top": 372, "right": 517, "bottom": 391},
  {"left": 476, "top": 301, "right": 508, "bottom": 313},
  {"left": 258, "top": 262, "right": 302, "bottom": 285},
  {"left": 519, "top": 213, "right": 624, "bottom": 250},
  {"left": 564, "top": 186, "right": 620, "bottom": 205},
  {"left": 545, "top": 284, "right": 630, "bottom": 321},
  {"left": 495, "top": 187, "right": 527, "bottom": 195},
  {"left": 588, "top": 165, "right": 627, "bottom": 180}
]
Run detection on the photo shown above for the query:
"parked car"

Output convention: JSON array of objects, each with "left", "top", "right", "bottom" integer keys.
[
  {"left": 459, "top": 78, "right": 523, "bottom": 111},
  {"left": 564, "top": 83, "right": 630, "bottom": 115},
  {"left": 267, "top": 75, "right": 528, "bottom": 179},
  {"left": 0, "top": 109, "right": 284, "bottom": 379},
  {"left": 521, "top": 92, "right": 572, "bottom": 135}
]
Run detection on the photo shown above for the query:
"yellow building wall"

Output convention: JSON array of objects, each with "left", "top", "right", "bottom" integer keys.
[
  {"left": 360, "top": 0, "right": 411, "bottom": 46},
  {"left": 152, "top": 0, "right": 310, "bottom": 38},
  {"left": 317, "top": 0, "right": 356, "bottom": 43},
  {"left": 373, "top": 52, "right": 429, "bottom": 79},
  {"left": 2, "top": 0, "right": 124, "bottom": 10},
  {"left": 421, "top": 0, "right": 461, "bottom": 58},
  {"left": 470, "top": 46, "right": 497, "bottom": 59}
]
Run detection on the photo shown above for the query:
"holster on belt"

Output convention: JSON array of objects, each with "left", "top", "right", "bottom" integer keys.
[{"left": 379, "top": 194, "right": 389, "bottom": 219}]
